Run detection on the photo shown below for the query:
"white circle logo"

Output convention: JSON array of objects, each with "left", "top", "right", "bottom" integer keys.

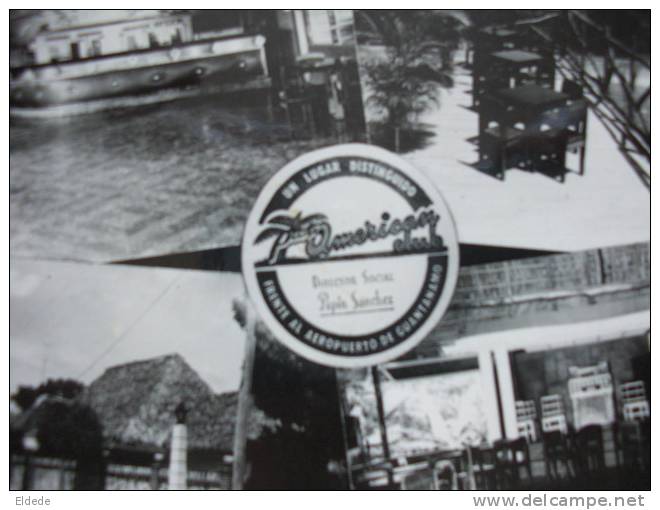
[{"left": 242, "top": 144, "right": 459, "bottom": 367}]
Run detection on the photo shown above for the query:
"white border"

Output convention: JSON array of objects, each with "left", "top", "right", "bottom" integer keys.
[{"left": 241, "top": 143, "right": 460, "bottom": 368}]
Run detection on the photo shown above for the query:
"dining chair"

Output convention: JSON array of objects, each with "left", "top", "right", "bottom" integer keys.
[
  {"left": 493, "top": 437, "right": 533, "bottom": 489},
  {"left": 561, "top": 78, "right": 584, "bottom": 100},
  {"left": 469, "top": 445, "right": 497, "bottom": 490},
  {"left": 479, "top": 126, "right": 527, "bottom": 180},
  {"left": 527, "top": 128, "right": 569, "bottom": 181},
  {"left": 537, "top": 60, "right": 556, "bottom": 88},
  {"left": 561, "top": 100, "right": 588, "bottom": 175},
  {"left": 574, "top": 424, "right": 606, "bottom": 477},
  {"left": 542, "top": 430, "right": 575, "bottom": 480},
  {"left": 515, "top": 400, "right": 538, "bottom": 442},
  {"left": 540, "top": 395, "right": 568, "bottom": 434},
  {"left": 619, "top": 381, "right": 650, "bottom": 422},
  {"left": 537, "top": 99, "right": 588, "bottom": 175},
  {"left": 473, "top": 72, "right": 509, "bottom": 109}
]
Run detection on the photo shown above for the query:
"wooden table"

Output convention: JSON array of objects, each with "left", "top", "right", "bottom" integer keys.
[
  {"left": 471, "top": 27, "right": 520, "bottom": 80},
  {"left": 491, "top": 49, "right": 545, "bottom": 67},
  {"left": 477, "top": 85, "right": 571, "bottom": 177},
  {"left": 474, "top": 27, "right": 519, "bottom": 52},
  {"left": 473, "top": 50, "right": 549, "bottom": 105},
  {"left": 484, "top": 84, "right": 570, "bottom": 131}
]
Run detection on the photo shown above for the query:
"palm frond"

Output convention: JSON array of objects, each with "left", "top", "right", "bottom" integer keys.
[
  {"left": 255, "top": 226, "right": 288, "bottom": 244},
  {"left": 301, "top": 213, "right": 328, "bottom": 224},
  {"left": 267, "top": 214, "right": 298, "bottom": 227}
]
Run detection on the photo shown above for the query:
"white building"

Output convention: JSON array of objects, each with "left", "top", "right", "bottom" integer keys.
[{"left": 29, "top": 14, "right": 193, "bottom": 64}]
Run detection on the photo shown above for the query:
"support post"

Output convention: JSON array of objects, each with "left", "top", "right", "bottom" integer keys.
[
  {"left": 491, "top": 351, "right": 507, "bottom": 440},
  {"left": 232, "top": 296, "right": 257, "bottom": 489},
  {"left": 168, "top": 404, "right": 188, "bottom": 490},
  {"left": 335, "top": 370, "right": 354, "bottom": 490},
  {"left": 371, "top": 365, "right": 394, "bottom": 486},
  {"left": 21, "top": 454, "right": 32, "bottom": 490}
]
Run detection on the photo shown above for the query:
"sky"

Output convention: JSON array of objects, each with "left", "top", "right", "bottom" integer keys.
[{"left": 10, "top": 259, "right": 246, "bottom": 395}]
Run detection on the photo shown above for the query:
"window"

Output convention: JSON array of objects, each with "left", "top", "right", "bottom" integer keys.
[
  {"left": 48, "top": 45, "right": 61, "bottom": 62},
  {"left": 148, "top": 33, "right": 159, "bottom": 49},
  {"left": 126, "top": 35, "right": 138, "bottom": 51},
  {"left": 304, "top": 10, "right": 355, "bottom": 46},
  {"left": 89, "top": 40, "right": 102, "bottom": 57}
]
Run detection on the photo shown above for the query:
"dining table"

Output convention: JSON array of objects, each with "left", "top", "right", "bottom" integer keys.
[
  {"left": 491, "top": 49, "right": 545, "bottom": 66},
  {"left": 474, "top": 26, "right": 519, "bottom": 53},
  {"left": 473, "top": 50, "right": 550, "bottom": 106},
  {"left": 480, "top": 84, "right": 570, "bottom": 134},
  {"left": 471, "top": 27, "right": 520, "bottom": 87}
]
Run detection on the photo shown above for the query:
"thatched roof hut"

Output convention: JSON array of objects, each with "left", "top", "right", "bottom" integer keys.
[{"left": 82, "top": 353, "right": 236, "bottom": 454}]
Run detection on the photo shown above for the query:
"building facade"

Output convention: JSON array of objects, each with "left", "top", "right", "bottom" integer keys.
[{"left": 29, "top": 14, "right": 194, "bottom": 64}]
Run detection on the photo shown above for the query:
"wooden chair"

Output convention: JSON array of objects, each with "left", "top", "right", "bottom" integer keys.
[
  {"left": 478, "top": 93, "right": 517, "bottom": 135},
  {"left": 619, "top": 381, "right": 650, "bottom": 422},
  {"left": 537, "top": 99, "right": 588, "bottom": 175},
  {"left": 493, "top": 438, "right": 532, "bottom": 489},
  {"left": 561, "top": 78, "right": 584, "bottom": 100},
  {"left": 504, "top": 31, "right": 555, "bottom": 86},
  {"left": 527, "top": 127, "right": 569, "bottom": 181},
  {"left": 537, "top": 59, "right": 556, "bottom": 88},
  {"left": 478, "top": 125, "right": 527, "bottom": 180},
  {"left": 515, "top": 400, "right": 538, "bottom": 442},
  {"left": 473, "top": 71, "right": 509, "bottom": 108},
  {"left": 469, "top": 446, "right": 497, "bottom": 490},
  {"left": 574, "top": 424, "right": 606, "bottom": 477},
  {"left": 540, "top": 395, "right": 568, "bottom": 434},
  {"left": 542, "top": 430, "right": 575, "bottom": 480},
  {"left": 562, "top": 100, "right": 588, "bottom": 175},
  {"left": 613, "top": 420, "right": 648, "bottom": 476}
]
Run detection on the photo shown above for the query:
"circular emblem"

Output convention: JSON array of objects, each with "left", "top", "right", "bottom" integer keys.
[{"left": 242, "top": 144, "right": 459, "bottom": 367}]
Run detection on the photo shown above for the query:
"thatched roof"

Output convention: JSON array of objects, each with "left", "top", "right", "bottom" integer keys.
[{"left": 81, "top": 354, "right": 236, "bottom": 452}]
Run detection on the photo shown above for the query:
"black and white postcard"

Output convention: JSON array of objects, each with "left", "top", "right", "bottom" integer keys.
[{"left": 9, "top": 9, "right": 650, "bottom": 492}]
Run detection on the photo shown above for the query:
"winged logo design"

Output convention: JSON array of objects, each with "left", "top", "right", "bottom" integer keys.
[{"left": 255, "top": 211, "right": 330, "bottom": 265}]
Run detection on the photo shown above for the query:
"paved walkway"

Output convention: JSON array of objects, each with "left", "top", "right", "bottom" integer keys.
[{"left": 357, "top": 46, "right": 650, "bottom": 252}]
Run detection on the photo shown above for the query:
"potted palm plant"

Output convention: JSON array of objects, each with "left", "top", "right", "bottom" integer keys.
[{"left": 355, "top": 10, "right": 469, "bottom": 152}]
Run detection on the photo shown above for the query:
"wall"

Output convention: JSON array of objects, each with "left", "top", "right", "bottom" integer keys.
[
  {"left": 362, "top": 242, "right": 650, "bottom": 443},
  {"left": 9, "top": 455, "right": 230, "bottom": 490},
  {"left": 411, "top": 242, "right": 650, "bottom": 358},
  {"left": 10, "top": 455, "right": 75, "bottom": 490},
  {"left": 510, "top": 334, "right": 650, "bottom": 426},
  {"left": 105, "top": 464, "right": 230, "bottom": 490}
]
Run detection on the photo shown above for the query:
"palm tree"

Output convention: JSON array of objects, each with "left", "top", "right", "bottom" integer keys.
[
  {"left": 355, "top": 10, "right": 470, "bottom": 152},
  {"left": 255, "top": 212, "right": 328, "bottom": 264}
]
